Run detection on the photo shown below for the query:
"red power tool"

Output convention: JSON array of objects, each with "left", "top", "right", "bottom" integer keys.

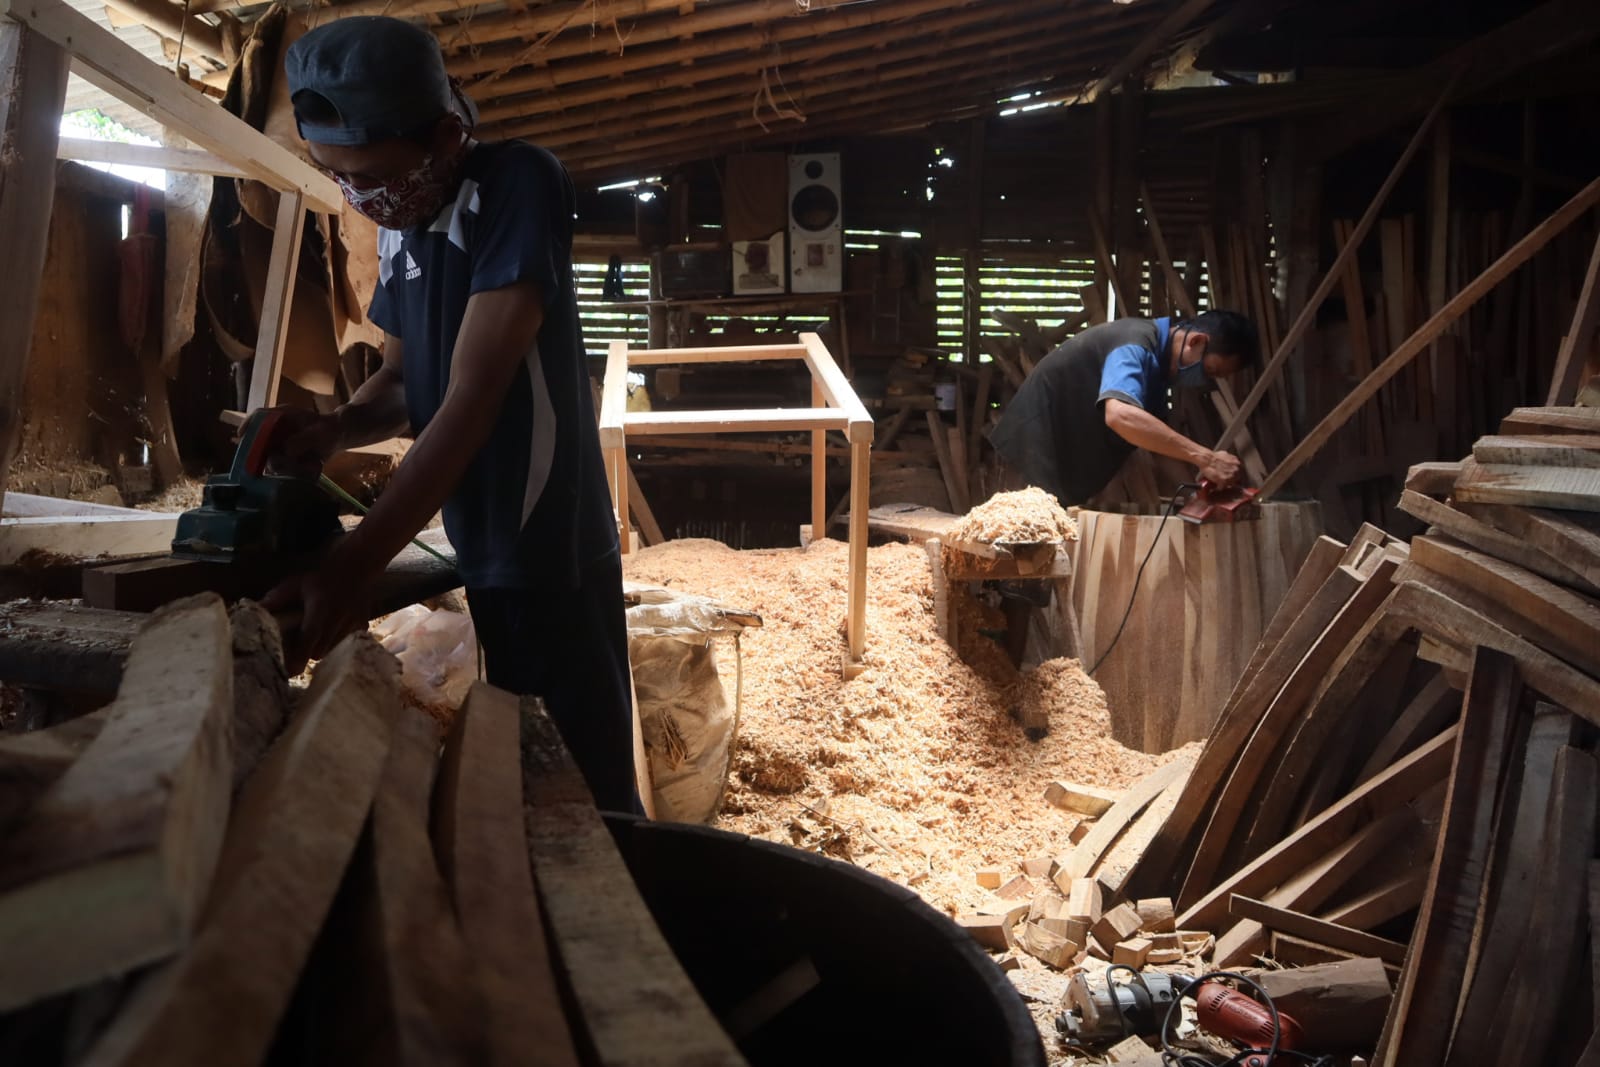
[
  {"left": 1179, "top": 479, "right": 1262, "bottom": 524},
  {"left": 1186, "top": 977, "right": 1305, "bottom": 1065},
  {"left": 1057, "top": 970, "right": 1304, "bottom": 1064}
]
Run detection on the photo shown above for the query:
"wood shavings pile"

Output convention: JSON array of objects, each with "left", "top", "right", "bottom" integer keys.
[
  {"left": 623, "top": 537, "right": 1183, "bottom": 917},
  {"left": 949, "top": 487, "right": 1079, "bottom": 544}
]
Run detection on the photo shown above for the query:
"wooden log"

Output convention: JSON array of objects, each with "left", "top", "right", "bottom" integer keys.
[
  {"left": 0, "top": 21, "right": 69, "bottom": 499},
  {"left": 1250, "top": 957, "right": 1393, "bottom": 1052},
  {"left": 1397, "top": 489, "right": 1600, "bottom": 596},
  {"left": 0, "top": 595, "right": 232, "bottom": 1011},
  {"left": 82, "top": 632, "right": 400, "bottom": 1066},
  {"left": 321, "top": 709, "right": 488, "bottom": 1066},
  {"left": 1179, "top": 725, "right": 1458, "bottom": 932},
  {"left": 518, "top": 697, "right": 748, "bottom": 1066},
  {"left": 1230, "top": 896, "right": 1407, "bottom": 965},
  {"left": 1262, "top": 173, "right": 1600, "bottom": 496},
  {"left": 432, "top": 683, "right": 579, "bottom": 1063},
  {"left": 1373, "top": 647, "right": 1522, "bottom": 1067}
]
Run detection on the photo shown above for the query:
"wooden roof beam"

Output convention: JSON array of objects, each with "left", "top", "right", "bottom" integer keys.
[
  {"left": 484, "top": 4, "right": 1156, "bottom": 140},
  {"left": 1083, "top": 0, "right": 1216, "bottom": 103},
  {"left": 472, "top": 0, "right": 1087, "bottom": 127},
  {"left": 100, "top": 0, "right": 224, "bottom": 61}
]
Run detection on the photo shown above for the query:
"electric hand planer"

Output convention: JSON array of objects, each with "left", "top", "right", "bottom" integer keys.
[
  {"left": 1179, "top": 479, "right": 1261, "bottom": 524},
  {"left": 171, "top": 408, "right": 342, "bottom": 562}
]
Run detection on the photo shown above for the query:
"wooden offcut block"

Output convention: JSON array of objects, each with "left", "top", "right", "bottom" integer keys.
[
  {"left": 1093, "top": 902, "right": 1144, "bottom": 951},
  {"left": 1044, "top": 780, "right": 1119, "bottom": 815},
  {"left": 956, "top": 914, "right": 1011, "bottom": 952},
  {"left": 1019, "top": 922, "right": 1078, "bottom": 969},
  {"left": 1068, "top": 877, "right": 1104, "bottom": 923},
  {"left": 1020, "top": 856, "right": 1054, "bottom": 879},
  {"left": 976, "top": 867, "right": 1003, "bottom": 889},
  {"left": 1113, "top": 937, "right": 1154, "bottom": 968},
  {"left": 1136, "top": 897, "right": 1177, "bottom": 934}
]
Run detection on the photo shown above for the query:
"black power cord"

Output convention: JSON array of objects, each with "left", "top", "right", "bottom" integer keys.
[
  {"left": 1153, "top": 970, "right": 1336, "bottom": 1067},
  {"left": 1087, "top": 483, "right": 1198, "bottom": 677}
]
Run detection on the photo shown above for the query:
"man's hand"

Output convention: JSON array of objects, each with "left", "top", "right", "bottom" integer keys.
[
  {"left": 261, "top": 558, "right": 375, "bottom": 672},
  {"left": 264, "top": 406, "right": 341, "bottom": 478},
  {"left": 1199, "top": 450, "right": 1243, "bottom": 488}
]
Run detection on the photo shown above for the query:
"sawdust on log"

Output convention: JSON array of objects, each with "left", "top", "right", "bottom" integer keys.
[
  {"left": 622, "top": 537, "right": 1181, "bottom": 916},
  {"left": 949, "top": 487, "right": 1079, "bottom": 544}
]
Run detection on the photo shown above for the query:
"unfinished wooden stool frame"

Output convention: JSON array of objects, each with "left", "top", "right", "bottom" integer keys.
[{"left": 599, "top": 333, "right": 874, "bottom": 677}]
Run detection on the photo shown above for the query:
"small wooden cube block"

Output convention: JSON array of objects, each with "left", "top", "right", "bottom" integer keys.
[
  {"left": 1136, "top": 897, "right": 1177, "bottom": 934},
  {"left": 1020, "top": 856, "right": 1054, "bottom": 879},
  {"left": 956, "top": 913, "right": 1009, "bottom": 952},
  {"left": 1113, "top": 937, "right": 1154, "bottom": 968},
  {"left": 1093, "top": 902, "right": 1144, "bottom": 950},
  {"left": 1067, "top": 878, "right": 1104, "bottom": 924},
  {"left": 996, "top": 874, "right": 1035, "bottom": 901},
  {"left": 1068, "top": 819, "right": 1096, "bottom": 845},
  {"left": 1044, "top": 780, "right": 1119, "bottom": 815},
  {"left": 976, "top": 867, "right": 1003, "bottom": 889}
]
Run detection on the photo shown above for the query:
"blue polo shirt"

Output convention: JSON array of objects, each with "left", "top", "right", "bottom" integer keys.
[
  {"left": 368, "top": 140, "right": 617, "bottom": 589},
  {"left": 1097, "top": 317, "right": 1172, "bottom": 416}
]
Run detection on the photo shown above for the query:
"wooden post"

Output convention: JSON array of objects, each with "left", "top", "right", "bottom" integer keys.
[
  {"left": 963, "top": 118, "right": 985, "bottom": 364},
  {"left": 613, "top": 447, "right": 630, "bottom": 555},
  {"left": 845, "top": 438, "right": 869, "bottom": 676},
  {"left": 811, "top": 379, "right": 826, "bottom": 540},
  {"left": 0, "top": 20, "right": 69, "bottom": 500},
  {"left": 245, "top": 190, "right": 305, "bottom": 412}
]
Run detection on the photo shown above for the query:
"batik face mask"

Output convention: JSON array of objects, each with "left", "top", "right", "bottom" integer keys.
[{"left": 336, "top": 155, "right": 450, "bottom": 231}]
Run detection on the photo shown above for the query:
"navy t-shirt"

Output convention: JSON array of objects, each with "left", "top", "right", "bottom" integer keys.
[
  {"left": 368, "top": 140, "right": 617, "bottom": 589},
  {"left": 989, "top": 317, "right": 1172, "bottom": 505}
]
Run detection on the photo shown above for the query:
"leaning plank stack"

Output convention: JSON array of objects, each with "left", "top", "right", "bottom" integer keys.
[
  {"left": 1106, "top": 403, "right": 1600, "bottom": 1065},
  {"left": 0, "top": 594, "right": 747, "bottom": 1066}
]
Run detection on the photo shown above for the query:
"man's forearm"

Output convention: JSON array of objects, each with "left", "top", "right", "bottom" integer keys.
[
  {"left": 332, "top": 366, "right": 411, "bottom": 450},
  {"left": 1104, "top": 400, "right": 1211, "bottom": 467}
]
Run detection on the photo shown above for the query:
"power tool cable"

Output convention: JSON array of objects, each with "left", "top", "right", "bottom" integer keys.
[{"left": 1086, "top": 483, "right": 1196, "bottom": 677}]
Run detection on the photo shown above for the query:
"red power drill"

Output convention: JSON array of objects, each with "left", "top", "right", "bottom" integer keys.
[{"left": 1057, "top": 970, "right": 1304, "bottom": 1064}]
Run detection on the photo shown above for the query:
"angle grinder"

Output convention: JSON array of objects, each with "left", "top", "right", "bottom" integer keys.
[{"left": 1056, "top": 969, "right": 1305, "bottom": 1066}]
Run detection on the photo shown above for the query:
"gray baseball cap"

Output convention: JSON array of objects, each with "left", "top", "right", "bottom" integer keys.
[{"left": 285, "top": 16, "right": 455, "bottom": 146}]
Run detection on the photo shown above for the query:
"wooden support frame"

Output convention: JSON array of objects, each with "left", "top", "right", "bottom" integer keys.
[
  {"left": 600, "top": 333, "right": 873, "bottom": 676},
  {"left": 0, "top": 0, "right": 341, "bottom": 506}
]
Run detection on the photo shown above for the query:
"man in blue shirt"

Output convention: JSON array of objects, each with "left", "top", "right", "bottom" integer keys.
[
  {"left": 989, "top": 311, "right": 1259, "bottom": 506},
  {"left": 262, "top": 16, "right": 635, "bottom": 811}
]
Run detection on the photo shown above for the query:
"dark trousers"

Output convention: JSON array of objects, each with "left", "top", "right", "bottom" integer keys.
[{"left": 466, "top": 553, "right": 641, "bottom": 813}]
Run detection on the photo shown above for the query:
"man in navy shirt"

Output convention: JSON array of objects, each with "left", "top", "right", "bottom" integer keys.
[
  {"left": 263, "top": 16, "right": 635, "bottom": 811},
  {"left": 989, "top": 310, "right": 1259, "bottom": 506}
]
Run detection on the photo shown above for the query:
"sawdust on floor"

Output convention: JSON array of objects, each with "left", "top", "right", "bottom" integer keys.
[
  {"left": 138, "top": 476, "right": 206, "bottom": 513},
  {"left": 949, "top": 486, "right": 1080, "bottom": 544},
  {"left": 621, "top": 537, "right": 1186, "bottom": 919}
]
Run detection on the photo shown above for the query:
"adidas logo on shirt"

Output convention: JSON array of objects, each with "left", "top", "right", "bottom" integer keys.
[{"left": 404, "top": 250, "right": 421, "bottom": 281}]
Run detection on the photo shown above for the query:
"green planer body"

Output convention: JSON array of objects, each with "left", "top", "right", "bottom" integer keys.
[{"left": 172, "top": 409, "right": 342, "bottom": 562}]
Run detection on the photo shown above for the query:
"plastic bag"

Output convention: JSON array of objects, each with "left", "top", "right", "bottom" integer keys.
[{"left": 373, "top": 605, "right": 477, "bottom": 711}]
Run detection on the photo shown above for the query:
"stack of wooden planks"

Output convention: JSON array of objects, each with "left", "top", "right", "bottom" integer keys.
[
  {"left": 1096, "top": 403, "right": 1600, "bottom": 1064},
  {"left": 0, "top": 593, "right": 748, "bottom": 1066}
]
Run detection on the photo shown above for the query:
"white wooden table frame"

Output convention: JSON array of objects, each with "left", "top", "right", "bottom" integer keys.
[
  {"left": 600, "top": 333, "right": 875, "bottom": 677},
  {"left": 3, "top": 0, "right": 341, "bottom": 414}
]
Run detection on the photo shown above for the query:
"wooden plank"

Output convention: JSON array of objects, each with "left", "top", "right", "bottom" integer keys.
[
  {"left": 1404, "top": 460, "right": 1463, "bottom": 497},
  {"left": 0, "top": 600, "right": 138, "bottom": 694},
  {"left": 1548, "top": 232, "right": 1600, "bottom": 405},
  {"left": 1373, "top": 648, "right": 1520, "bottom": 1065},
  {"left": 1476, "top": 747, "right": 1598, "bottom": 1067},
  {"left": 55, "top": 136, "right": 249, "bottom": 178},
  {"left": 82, "top": 632, "right": 399, "bottom": 1066},
  {"left": 1090, "top": 761, "right": 1195, "bottom": 897},
  {"left": 0, "top": 20, "right": 68, "bottom": 499},
  {"left": 1219, "top": 84, "right": 1452, "bottom": 451},
  {"left": 1231, "top": 895, "right": 1407, "bottom": 964},
  {"left": 864, "top": 503, "right": 960, "bottom": 544},
  {"left": 1452, "top": 457, "right": 1600, "bottom": 512},
  {"left": 0, "top": 708, "right": 106, "bottom": 833},
  {"left": 0, "top": 513, "right": 178, "bottom": 565},
  {"left": 1179, "top": 568, "right": 1399, "bottom": 908},
  {"left": 1262, "top": 173, "right": 1600, "bottom": 495},
  {"left": 1444, "top": 708, "right": 1581, "bottom": 1065},
  {"left": 1386, "top": 579, "right": 1600, "bottom": 724},
  {"left": 1472, "top": 434, "right": 1600, "bottom": 468},
  {"left": 926, "top": 411, "right": 969, "bottom": 514},
  {"left": 1397, "top": 489, "right": 1600, "bottom": 596},
  {"left": 1, "top": 491, "right": 148, "bottom": 517},
  {"left": 0, "top": 595, "right": 232, "bottom": 1011},
  {"left": 1053, "top": 758, "right": 1191, "bottom": 889},
  {"left": 518, "top": 696, "right": 747, "bottom": 1066},
  {"left": 1083, "top": 0, "right": 1214, "bottom": 101},
  {"left": 799, "top": 332, "right": 872, "bottom": 441},
  {"left": 245, "top": 190, "right": 306, "bottom": 412},
  {"left": 1409, "top": 534, "right": 1600, "bottom": 676},
  {"left": 1499, "top": 405, "right": 1600, "bottom": 436},
  {"left": 324, "top": 708, "right": 488, "bottom": 1065},
  {"left": 624, "top": 343, "right": 806, "bottom": 366},
  {"left": 846, "top": 439, "right": 870, "bottom": 669},
  {"left": 1354, "top": 672, "right": 1459, "bottom": 787},
  {"left": 1457, "top": 501, "right": 1600, "bottom": 589},
  {"left": 1178, "top": 724, "right": 1458, "bottom": 932},
  {"left": 626, "top": 408, "right": 850, "bottom": 436},
  {"left": 1121, "top": 537, "right": 1351, "bottom": 901},
  {"left": 0, "top": 0, "right": 341, "bottom": 212},
  {"left": 599, "top": 340, "right": 629, "bottom": 449},
  {"left": 1321, "top": 867, "right": 1429, "bottom": 931}
]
